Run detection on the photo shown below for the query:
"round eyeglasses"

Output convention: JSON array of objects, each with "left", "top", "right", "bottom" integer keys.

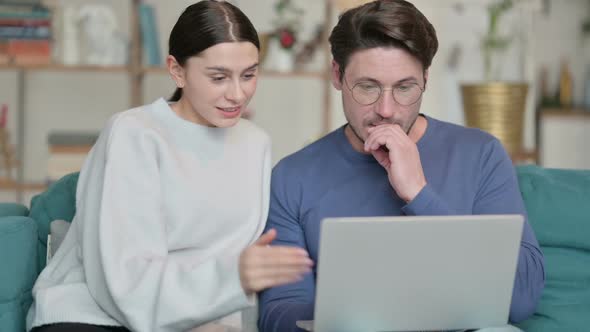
[{"left": 344, "top": 76, "right": 425, "bottom": 106}]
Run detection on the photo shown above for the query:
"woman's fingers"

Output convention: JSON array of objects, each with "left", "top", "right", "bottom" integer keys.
[
  {"left": 242, "top": 264, "right": 310, "bottom": 291},
  {"left": 240, "top": 242, "right": 314, "bottom": 293},
  {"left": 259, "top": 246, "right": 313, "bottom": 265}
]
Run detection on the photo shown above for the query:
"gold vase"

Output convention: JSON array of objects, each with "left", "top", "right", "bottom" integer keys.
[
  {"left": 258, "top": 32, "right": 271, "bottom": 64},
  {"left": 461, "top": 83, "right": 528, "bottom": 155}
]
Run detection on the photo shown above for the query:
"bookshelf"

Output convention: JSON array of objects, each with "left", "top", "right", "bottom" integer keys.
[{"left": 0, "top": 0, "right": 336, "bottom": 202}]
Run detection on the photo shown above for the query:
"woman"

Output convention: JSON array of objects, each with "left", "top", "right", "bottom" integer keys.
[{"left": 27, "top": 2, "right": 313, "bottom": 331}]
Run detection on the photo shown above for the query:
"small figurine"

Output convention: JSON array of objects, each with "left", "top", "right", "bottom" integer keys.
[{"left": 77, "top": 4, "right": 128, "bottom": 66}]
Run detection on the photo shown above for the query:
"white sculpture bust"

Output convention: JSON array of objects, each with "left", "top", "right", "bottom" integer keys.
[{"left": 77, "top": 4, "right": 128, "bottom": 66}]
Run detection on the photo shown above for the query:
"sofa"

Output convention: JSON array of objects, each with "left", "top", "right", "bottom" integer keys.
[{"left": 1, "top": 165, "right": 588, "bottom": 331}]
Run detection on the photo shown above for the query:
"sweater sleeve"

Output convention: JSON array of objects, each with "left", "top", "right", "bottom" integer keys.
[
  {"left": 258, "top": 163, "right": 315, "bottom": 332},
  {"left": 403, "top": 137, "right": 544, "bottom": 322},
  {"left": 77, "top": 115, "right": 253, "bottom": 332},
  {"left": 472, "top": 139, "right": 545, "bottom": 323},
  {"left": 402, "top": 183, "right": 455, "bottom": 215}
]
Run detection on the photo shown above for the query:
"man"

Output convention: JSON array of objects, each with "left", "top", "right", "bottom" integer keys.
[{"left": 258, "top": 1, "right": 545, "bottom": 331}]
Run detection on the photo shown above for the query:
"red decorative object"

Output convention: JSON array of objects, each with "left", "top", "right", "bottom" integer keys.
[{"left": 278, "top": 29, "right": 296, "bottom": 49}]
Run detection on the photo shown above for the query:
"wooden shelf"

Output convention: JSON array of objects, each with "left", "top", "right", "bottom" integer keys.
[
  {"left": 0, "top": 178, "right": 47, "bottom": 191},
  {"left": 0, "top": 64, "right": 328, "bottom": 78},
  {"left": 540, "top": 108, "right": 590, "bottom": 118},
  {"left": 0, "top": 63, "right": 130, "bottom": 72},
  {"left": 142, "top": 66, "right": 326, "bottom": 78},
  {"left": 511, "top": 149, "right": 538, "bottom": 164}
]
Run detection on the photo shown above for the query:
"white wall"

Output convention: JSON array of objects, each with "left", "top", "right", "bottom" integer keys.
[
  {"left": 540, "top": 114, "right": 590, "bottom": 169},
  {"left": 1, "top": 0, "right": 589, "bottom": 187}
]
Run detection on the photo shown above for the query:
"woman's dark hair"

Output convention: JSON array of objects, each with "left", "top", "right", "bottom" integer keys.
[
  {"left": 168, "top": 0, "right": 260, "bottom": 102},
  {"left": 329, "top": 0, "right": 438, "bottom": 80}
]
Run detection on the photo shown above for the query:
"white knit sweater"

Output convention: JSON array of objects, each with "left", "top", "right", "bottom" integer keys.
[{"left": 27, "top": 98, "right": 271, "bottom": 332}]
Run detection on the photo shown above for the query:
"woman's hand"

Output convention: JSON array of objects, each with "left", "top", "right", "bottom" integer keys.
[{"left": 239, "top": 229, "right": 314, "bottom": 295}]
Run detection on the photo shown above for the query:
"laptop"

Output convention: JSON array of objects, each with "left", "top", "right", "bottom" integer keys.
[{"left": 297, "top": 215, "right": 523, "bottom": 332}]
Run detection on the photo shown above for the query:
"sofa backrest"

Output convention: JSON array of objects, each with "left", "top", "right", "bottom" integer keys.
[
  {"left": 27, "top": 166, "right": 590, "bottom": 331},
  {"left": 515, "top": 165, "right": 590, "bottom": 331},
  {"left": 28, "top": 172, "right": 79, "bottom": 270}
]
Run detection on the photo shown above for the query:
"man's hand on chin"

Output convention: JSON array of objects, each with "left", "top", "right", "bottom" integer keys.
[{"left": 364, "top": 124, "right": 427, "bottom": 203}]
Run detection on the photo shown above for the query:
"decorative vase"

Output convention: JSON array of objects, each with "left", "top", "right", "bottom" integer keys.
[
  {"left": 558, "top": 61, "right": 573, "bottom": 108},
  {"left": 263, "top": 37, "right": 295, "bottom": 73},
  {"left": 461, "top": 82, "right": 528, "bottom": 156}
]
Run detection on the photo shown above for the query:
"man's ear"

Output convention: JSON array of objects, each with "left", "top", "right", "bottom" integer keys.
[
  {"left": 423, "top": 69, "right": 429, "bottom": 90},
  {"left": 331, "top": 60, "right": 343, "bottom": 91},
  {"left": 167, "top": 55, "right": 185, "bottom": 88}
]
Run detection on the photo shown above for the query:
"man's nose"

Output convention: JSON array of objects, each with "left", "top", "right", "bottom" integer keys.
[{"left": 374, "top": 89, "right": 396, "bottom": 118}]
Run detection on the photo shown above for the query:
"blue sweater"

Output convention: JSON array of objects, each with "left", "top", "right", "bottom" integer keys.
[{"left": 258, "top": 116, "right": 545, "bottom": 332}]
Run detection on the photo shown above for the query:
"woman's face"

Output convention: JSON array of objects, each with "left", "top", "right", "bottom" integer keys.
[{"left": 172, "top": 42, "right": 259, "bottom": 128}]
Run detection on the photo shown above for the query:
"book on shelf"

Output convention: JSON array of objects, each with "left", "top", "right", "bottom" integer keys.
[
  {"left": 138, "top": 3, "right": 161, "bottom": 67},
  {"left": 47, "top": 131, "right": 98, "bottom": 183},
  {"left": 0, "top": 1, "right": 52, "bottom": 65},
  {"left": 5, "top": 39, "right": 51, "bottom": 64},
  {"left": 48, "top": 132, "right": 98, "bottom": 146},
  {"left": 0, "top": 25, "right": 51, "bottom": 39},
  {"left": 0, "top": 17, "right": 50, "bottom": 26},
  {"left": 0, "top": 2, "right": 51, "bottom": 20}
]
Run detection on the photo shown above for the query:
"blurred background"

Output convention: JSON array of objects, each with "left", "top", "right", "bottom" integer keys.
[{"left": 0, "top": 0, "right": 589, "bottom": 204}]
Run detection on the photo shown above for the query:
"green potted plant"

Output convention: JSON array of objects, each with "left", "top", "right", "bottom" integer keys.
[
  {"left": 461, "top": 0, "right": 528, "bottom": 157},
  {"left": 481, "top": 0, "right": 515, "bottom": 81}
]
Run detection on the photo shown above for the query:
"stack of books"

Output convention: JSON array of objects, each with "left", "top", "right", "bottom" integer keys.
[
  {"left": 47, "top": 131, "right": 98, "bottom": 183},
  {"left": 0, "top": 1, "right": 52, "bottom": 65}
]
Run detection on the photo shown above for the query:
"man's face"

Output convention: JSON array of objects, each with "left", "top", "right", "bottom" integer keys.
[{"left": 331, "top": 47, "right": 427, "bottom": 147}]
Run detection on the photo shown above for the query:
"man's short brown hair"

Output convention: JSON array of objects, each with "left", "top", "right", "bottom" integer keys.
[{"left": 329, "top": 0, "right": 438, "bottom": 79}]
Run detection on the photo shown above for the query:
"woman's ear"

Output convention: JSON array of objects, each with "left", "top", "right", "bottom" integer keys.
[{"left": 167, "top": 55, "right": 185, "bottom": 88}]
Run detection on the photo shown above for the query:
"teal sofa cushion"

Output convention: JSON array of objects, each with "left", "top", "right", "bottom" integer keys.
[
  {"left": 28, "top": 172, "right": 79, "bottom": 270},
  {"left": 0, "top": 216, "right": 38, "bottom": 332},
  {"left": 0, "top": 203, "right": 29, "bottom": 218},
  {"left": 515, "top": 165, "right": 590, "bottom": 332}
]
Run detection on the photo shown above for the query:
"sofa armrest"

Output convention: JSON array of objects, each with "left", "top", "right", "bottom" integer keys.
[
  {"left": 516, "top": 165, "right": 590, "bottom": 331},
  {"left": 0, "top": 216, "right": 38, "bottom": 332},
  {"left": 0, "top": 203, "right": 29, "bottom": 218}
]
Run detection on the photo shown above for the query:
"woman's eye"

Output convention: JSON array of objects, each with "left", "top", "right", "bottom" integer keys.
[{"left": 212, "top": 76, "right": 226, "bottom": 82}]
